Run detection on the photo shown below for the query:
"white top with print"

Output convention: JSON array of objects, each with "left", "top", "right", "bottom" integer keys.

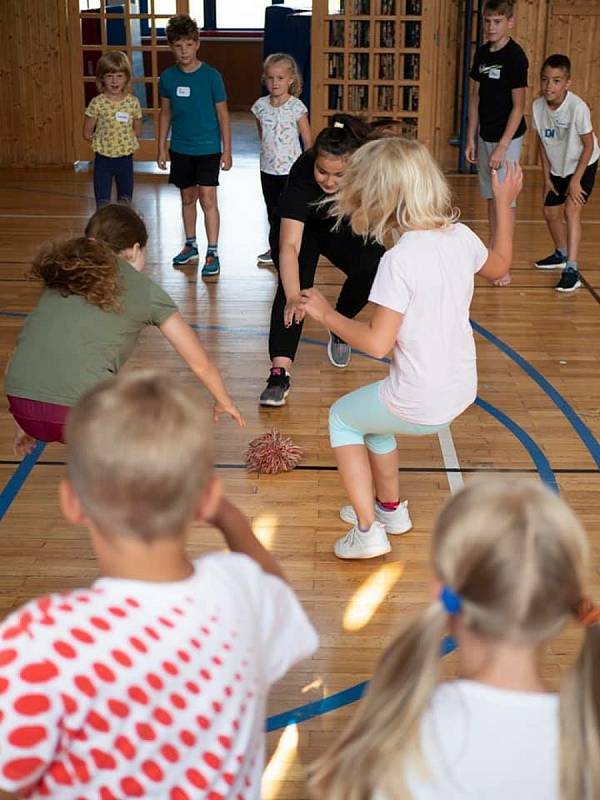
[
  {"left": 532, "top": 91, "right": 599, "bottom": 177},
  {"left": 0, "top": 553, "right": 318, "bottom": 799},
  {"left": 251, "top": 95, "right": 308, "bottom": 175}
]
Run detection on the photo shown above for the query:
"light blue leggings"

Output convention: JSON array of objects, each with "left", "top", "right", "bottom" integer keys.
[{"left": 329, "top": 381, "right": 449, "bottom": 453}]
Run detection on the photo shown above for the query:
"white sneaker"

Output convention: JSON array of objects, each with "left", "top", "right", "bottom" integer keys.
[
  {"left": 334, "top": 521, "right": 391, "bottom": 560},
  {"left": 340, "top": 500, "right": 412, "bottom": 535}
]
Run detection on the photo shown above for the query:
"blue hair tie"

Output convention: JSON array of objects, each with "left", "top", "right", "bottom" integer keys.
[{"left": 440, "top": 585, "right": 463, "bottom": 615}]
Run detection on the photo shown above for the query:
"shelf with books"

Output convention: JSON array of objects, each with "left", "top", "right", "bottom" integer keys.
[{"left": 313, "top": 0, "right": 434, "bottom": 145}]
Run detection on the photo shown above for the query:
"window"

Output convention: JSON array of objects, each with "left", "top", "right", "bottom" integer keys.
[{"left": 214, "top": 0, "right": 272, "bottom": 29}]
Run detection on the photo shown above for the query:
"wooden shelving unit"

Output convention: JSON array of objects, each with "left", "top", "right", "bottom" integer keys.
[{"left": 311, "top": 0, "right": 436, "bottom": 147}]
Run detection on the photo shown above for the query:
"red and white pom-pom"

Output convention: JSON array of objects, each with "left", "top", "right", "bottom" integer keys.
[{"left": 245, "top": 430, "right": 303, "bottom": 474}]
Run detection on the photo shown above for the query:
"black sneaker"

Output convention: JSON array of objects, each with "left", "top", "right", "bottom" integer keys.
[
  {"left": 535, "top": 250, "right": 566, "bottom": 270},
  {"left": 259, "top": 368, "right": 290, "bottom": 406},
  {"left": 555, "top": 269, "right": 581, "bottom": 293},
  {"left": 327, "top": 332, "right": 351, "bottom": 368}
]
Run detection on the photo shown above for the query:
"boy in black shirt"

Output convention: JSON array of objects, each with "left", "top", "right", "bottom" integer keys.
[{"left": 465, "top": 0, "right": 528, "bottom": 286}]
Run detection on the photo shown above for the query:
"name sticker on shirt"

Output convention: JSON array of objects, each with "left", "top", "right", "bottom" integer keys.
[
  {"left": 489, "top": 67, "right": 501, "bottom": 79},
  {"left": 176, "top": 86, "right": 191, "bottom": 97},
  {"left": 115, "top": 111, "right": 130, "bottom": 123}
]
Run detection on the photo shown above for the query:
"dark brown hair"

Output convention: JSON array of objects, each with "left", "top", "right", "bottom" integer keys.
[
  {"left": 313, "top": 114, "right": 374, "bottom": 160},
  {"left": 85, "top": 203, "right": 148, "bottom": 253},
  {"left": 166, "top": 14, "right": 199, "bottom": 44},
  {"left": 29, "top": 238, "right": 121, "bottom": 312},
  {"left": 542, "top": 53, "right": 571, "bottom": 78}
]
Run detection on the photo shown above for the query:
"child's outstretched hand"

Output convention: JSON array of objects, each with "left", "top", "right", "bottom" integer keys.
[
  {"left": 298, "top": 288, "right": 331, "bottom": 326},
  {"left": 213, "top": 401, "right": 246, "bottom": 427},
  {"left": 491, "top": 161, "right": 523, "bottom": 207}
]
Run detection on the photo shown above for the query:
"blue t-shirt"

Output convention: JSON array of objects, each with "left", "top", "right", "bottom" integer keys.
[{"left": 158, "top": 62, "right": 226, "bottom": 155}]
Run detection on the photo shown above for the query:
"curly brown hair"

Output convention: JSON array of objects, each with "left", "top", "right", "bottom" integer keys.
[{"left": 29, "top": 237, "right": 122, "bottom": 312}]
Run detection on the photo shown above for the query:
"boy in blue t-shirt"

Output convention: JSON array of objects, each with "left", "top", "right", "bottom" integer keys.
[{"left": 158, "top": 14, "right": 232, "bottom": 276}]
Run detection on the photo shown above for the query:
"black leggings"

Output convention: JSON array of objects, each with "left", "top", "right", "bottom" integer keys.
[
  {"left": 268, "top": 218, "right": 385, "bottom": 361},
  {"left": 260, "top": 171, "right": 288, "bottom": 231}
]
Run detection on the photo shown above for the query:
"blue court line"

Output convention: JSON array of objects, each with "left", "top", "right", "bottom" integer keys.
[
  {"left": 472, "top": 319, "right": 600, "bottom": 469},
  {"left": 474, "top": 398, "right": 557, "bottom": 492},
  {"left": 0, "top": 312, "right": 566, "bottom": 731},
  {"left": 0, "top": 440, "right": 46, "bottom": 522},
  {"left": 266, "top": 635, "right": 457, "bottom": 731}
]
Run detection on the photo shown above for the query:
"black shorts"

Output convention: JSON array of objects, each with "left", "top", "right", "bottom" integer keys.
[
  {"left": 544, "top": 160, "right": 598, "bottom": 207},
  {"left": 168, "top": 150, "right": 221, "bottom": 189}
]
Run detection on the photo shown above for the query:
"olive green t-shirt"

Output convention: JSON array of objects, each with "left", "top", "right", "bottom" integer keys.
[{"left": 5, "top": 259, "right": 177, "bottom": 406}]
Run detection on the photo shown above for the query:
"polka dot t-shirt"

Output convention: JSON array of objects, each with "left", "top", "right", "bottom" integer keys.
[{"left": 0, "top": 553, "right": 318, "bottom": 799}]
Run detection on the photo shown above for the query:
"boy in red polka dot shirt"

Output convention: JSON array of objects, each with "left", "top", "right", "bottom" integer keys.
[{"left": 0, "top": 371, "right": 317, "bottom": 799}]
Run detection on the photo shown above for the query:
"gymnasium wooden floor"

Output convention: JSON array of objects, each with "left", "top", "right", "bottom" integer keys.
[{"left": 1, "top": 116, "right": 600, "bottom": 798}]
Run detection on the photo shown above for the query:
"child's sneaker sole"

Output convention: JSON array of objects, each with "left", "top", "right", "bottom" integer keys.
[{"left": 340, "top": 502, "right": 412, "bottom": 535}]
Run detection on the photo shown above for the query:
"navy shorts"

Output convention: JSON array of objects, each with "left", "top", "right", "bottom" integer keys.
[
  {"left": 544, "top": 160, "right": 598, "bottom": 207},
  {"left": 168, "top": 150, "right": 221, "bottom": 189}
]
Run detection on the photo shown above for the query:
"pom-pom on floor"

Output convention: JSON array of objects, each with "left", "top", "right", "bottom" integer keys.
[{"left": 245, "top": 430, "right": 303, "bottom": 474}]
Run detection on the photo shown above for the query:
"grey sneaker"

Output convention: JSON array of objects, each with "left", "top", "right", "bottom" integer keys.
[
  {"left": 327, "top": 332, "right": 351, "bottom": 368},
  {"left": 257, "top": 249, "right": 274, "bottom": 264},
  {"left": 340, "top": 500, "right": 412, "bottom": 535},
  {"left": 259, "top": 368, "right": 290, "bottom": 407}
]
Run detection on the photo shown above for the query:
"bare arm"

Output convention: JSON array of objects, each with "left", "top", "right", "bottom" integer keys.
[
  {"left": 568, "top": 132, "right": 595, "bottom": 205},
  {"left": 478, "top": 162, "right": 523, "bottom": 281},
  {"left": 215, "top": 100, "right": 232, "bottom": 170},
  {"left": 211, "top": 498, "right": 286, "bottom": 581},
  {"left": 157, "top": 96, "right": 171, "bottom": 169},
  {"left": 298, "top": 293, "right": 403, "bottom": 359},
  {"left": 278, "top": 218, "right": 306, "bottom": 325},
  {"left": 538, "top": 138, "right": 557, "bottom": 196},
  {"left": 133, "top": 117, "right": 142, "bottom": 139},
  {"left": 159, "top": 312, "right": 245, "bottom": 427},
  {"left": 465, "top": 79, "right": 480, "bottom": 164},
  {"left": 297, "top": 113, "right": 313, "bottom": 149},
  {"left": 83, "top": 116, "right": 96, "bottom": 142},
  {"left": 489, "top": 87, "right": 526, "bottom": 169}
]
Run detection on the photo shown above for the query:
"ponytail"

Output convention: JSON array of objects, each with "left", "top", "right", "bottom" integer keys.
[
  {"left": 309, "top": 604, "right": 447, "bottom": 800},
  {"left": 29, "top": 237, "right": 121, "bottom": 312},
  {"left": 560, "top": 606, "right": 600, "bottom": 799},
  {"left": 313, "top": 113, "right": 374, "bottom": 160}
]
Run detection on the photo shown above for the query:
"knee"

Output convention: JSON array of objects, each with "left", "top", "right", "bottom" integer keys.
[
  {"left": 181, "top": 191, "right": 198, "bottom": 208},
  {"left": 542, "top": 204, "right": 560, "bottom": 222},
  {"left": 564, "top": 199, "right": 581, "bottom": 220},
  {"left": 198, "top": 191, "right": 217, "bottom": 212}
]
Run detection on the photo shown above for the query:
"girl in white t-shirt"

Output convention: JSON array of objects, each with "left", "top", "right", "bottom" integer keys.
[
  {"left": 309, "top": 476, "right": 600, "bottom": 800},
  {"left": 251, "top": 53, "right": 312, "bottom": 263},
  {"left": 298, "top": 138, "right": 521, "bottom": 559}
]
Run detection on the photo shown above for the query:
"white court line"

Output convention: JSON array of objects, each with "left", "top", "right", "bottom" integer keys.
[{"left": 438, "top": 427, "right": 464, "bottom": 495}]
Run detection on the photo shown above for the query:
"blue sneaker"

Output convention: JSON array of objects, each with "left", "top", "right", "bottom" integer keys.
[
  {"left": 172, "top": 245, "right": 199, "bottom": 267},
  {"left": 201, "top": 254, "right": 220, "bottom": 277}
]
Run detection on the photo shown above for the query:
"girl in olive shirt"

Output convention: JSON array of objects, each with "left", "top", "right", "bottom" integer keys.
[{"left": 5, "top": 204, "right": 244, "bottom": 456}]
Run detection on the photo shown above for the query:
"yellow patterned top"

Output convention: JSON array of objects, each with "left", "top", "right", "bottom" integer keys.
[{"left": 85, "top": 94, "right": 142, "bottom": 157}]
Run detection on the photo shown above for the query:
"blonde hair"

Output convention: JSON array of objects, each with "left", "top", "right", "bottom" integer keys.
[
  {"left": 309, "top": 477, "right": 600, "bottom": 800},
  {"left": 96, "top": 51, "right": 132, "bottom": 92},
  {"left": 66, "top": 370, "right": 214, "bottom": 542},
  {"left": 331, "top": 137, "right": 459, "bottom": 244},
  {"left": 263, "top": 53, "right": 303, "bottom": 97}
]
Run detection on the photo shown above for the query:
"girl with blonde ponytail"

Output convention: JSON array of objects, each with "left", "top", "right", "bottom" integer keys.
[{"left": 309, "top": 476, "right": 600, "bottom": 800}]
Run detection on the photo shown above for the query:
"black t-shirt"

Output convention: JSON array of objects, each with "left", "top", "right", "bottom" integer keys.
[
  {"left": 470, "top": 38, "right": 528, "bottom": 142},
  {"left": 274, "top": 150, "right": 332, "bottom": 226}
]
